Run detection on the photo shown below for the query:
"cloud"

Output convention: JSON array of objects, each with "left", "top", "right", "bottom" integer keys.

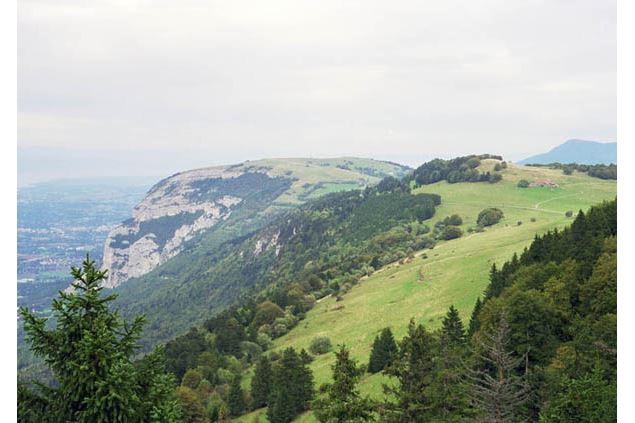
[{"left": 18, "top": 0, "right": 616, "bottom": 177}]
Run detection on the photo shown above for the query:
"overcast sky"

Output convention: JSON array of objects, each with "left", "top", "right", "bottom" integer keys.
[{"left": 18, "top": 0, "right": 616, "bottom": 183}]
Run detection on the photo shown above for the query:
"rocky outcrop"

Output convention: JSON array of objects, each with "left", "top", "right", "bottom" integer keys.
[
  {"left": 101, "top": 158, "right": 412, "bottom": 288},
  {"left": 102, "top": 166, "right": 266, "bottom": 288}
]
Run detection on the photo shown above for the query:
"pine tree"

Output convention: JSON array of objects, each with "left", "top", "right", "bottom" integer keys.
[
  {"left": 429, "top": 306, "right": 470, "bottom": 421},
  {"left": 381, "top": 320, "right": 438, "bottom": 422},
  {"left": 368, "top": 327, "right": 399, "bottom": 374},
  {"left": 267, "top": 348, "right": 314, "bottom": 423},
  {"left": 227, "top": 374, "right": 245, "bottom": 416},
  {"left": 464, "top": 314, "right": 530, "bottom": 422},
  {"left": 250, "top": 355, "right": 272, "bottom": 409},
  {"left": 314, "top": 345, "right": 375, "bottom": 422},
  {"left": 442, "top": 305, "right": 466, "bottom": 345},
  {"left": 18, "top": 255, "right": 181, "bottom": 422},
  {"left": 468, "top": 297, "right": 483, "bottom": 338}
]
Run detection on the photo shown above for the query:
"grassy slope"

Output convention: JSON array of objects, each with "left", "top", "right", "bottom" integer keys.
[
  {"left": 237, "top": 157, "right": 409, "bottom": 205},
  {"left": 234, "top": 162, "right": 616, "bottom": 422}
]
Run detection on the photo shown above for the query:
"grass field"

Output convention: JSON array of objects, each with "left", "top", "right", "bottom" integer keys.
[
  {"left": 234, "top": 162, "right": 616, "bottom": 422},
  {"left": 233, "top": 157, "right": 409, "bottom": 205}
]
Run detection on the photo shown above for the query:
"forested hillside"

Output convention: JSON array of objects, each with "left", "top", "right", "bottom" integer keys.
[
  {"left": 143, "top": 197, "right": 617, "bottom": 422},
  {"left": 18, "top": 155, "right": 617, "bottom": 423},
  {"left": 114, "top": 185, "right": 441, "bottom": 351},
  {"left": 101, "top": 157, "right": 410, "bottom": 288},
  {"left": 113, "top": 154, "right": 506, "bottom": 351}
]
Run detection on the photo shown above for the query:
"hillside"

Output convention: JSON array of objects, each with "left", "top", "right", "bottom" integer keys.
[
  {"left": 518, "top": 139, "right": 616, "bottom": 165},
  {"left": 236, "top": 161, "right": 616, "bottom": 422},
  {"left": 104, "top": 158, "right": 409, "bottom": 349},
  {"left": 102, "top": 158, "right": 409, "bottom": 287},
  {"left": 18, "top": 156, "right": 617, "bottom": 421}
]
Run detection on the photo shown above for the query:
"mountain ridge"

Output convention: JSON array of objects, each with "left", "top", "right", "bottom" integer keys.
[
  {"left": 101, "top": 157, "right": 410, "bottom": 287},
  {"left": 518, "top": 139, "right": 616, "bottom": 165}
]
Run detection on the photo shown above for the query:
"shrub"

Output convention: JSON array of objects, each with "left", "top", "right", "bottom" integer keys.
[
  {"left": 309, "top": 336, "right": 333, "bottom": 355},
  {"left": 440, "top": 226, "right": 463, "bottom": 240},
  {"left": 517, "top": 221, "right": 522, "bottom": 226},
  {"left": 477, "top": 208, "right": 504, "bottom": 226},
  {"left": 443, "top": 214, "right": 463, "bottom": 226},
  {"left": 530, "top": 217, "right": 537, "bottom": 222},
  {"left": 488, "top": 173, "right": 503, "bottom": 183},
  {"left": 517, "top": 179, "right": 530, "bottom": 188},
  {"left": 565, "top": 210, "right": 574, "bottom": 218}
]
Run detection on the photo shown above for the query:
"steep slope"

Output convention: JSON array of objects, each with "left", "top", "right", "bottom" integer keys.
[
  {"left": 518, "top": 139, "right": 616, "bottom": 165},
  {"left": 112, "top": 188, "right": 438, "bottom": 351},
  {"left": 234, "top": 162, "right": 616, "bottom": 422},
  {"left": 102, "top": 158, "right": 409, "bottom": 287}
]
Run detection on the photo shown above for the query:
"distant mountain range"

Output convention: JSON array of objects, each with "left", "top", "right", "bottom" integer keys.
[{"left": 518, "top": 139, "right": 616, "bottom": 165}]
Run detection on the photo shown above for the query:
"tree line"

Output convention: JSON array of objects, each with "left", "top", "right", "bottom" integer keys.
[
  {"left": 526, "top": 162, "right": 617, "bottom": 180},
  {"left": 408, "top": 154, "right": 505, "bottom": 186}
]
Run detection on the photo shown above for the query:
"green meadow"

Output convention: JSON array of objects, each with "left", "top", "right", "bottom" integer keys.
[
  {"left": 234, "top": 157, "right": 408, "bottom": 206},
  {"left": 235, "top": 162, "right": 616, "bottom": 422}
]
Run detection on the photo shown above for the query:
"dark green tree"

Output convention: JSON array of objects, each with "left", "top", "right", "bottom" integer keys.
[
  {"left": 18, "top": 256, "right": 181, "bottom": 422},
  {"left": 381, "top": 320, "right": 438, "bottom": 422},
  {"left": 442, "top": 305, "right": 466, "bottom": 345},
  {"left": 267, "top": 348, "right": 314, "bottom": 423},
  {"left": 439, "top": 225, "right": 463, "bottom": 240},
  {"left": 215, "top": 317, "right": 245, "bottom": 356},
  {"left": 299, "top": 348, "right": 313, "bottom": 365},
  {"left": 227, "top": 374, "right": 245, "bottom": 416},
  {"left": 428, "top": 306, "right": 470, "bottom": 421},
  {"left": 314, "top": 345, "right": 375, "bottom": 422},
  {"left": 477, "top": 208, "right": 504, "bottom": 227},
  {"left": 468, "top": 296, "right": 483, "bottom": 338},
  {"left": 539, "top": 367, "right": 616, "bottom": 423},
  {"left": 368, "top": 327, "right": 398, "bottom": 373},
  {"left": 181, "top": 369, "right": 203, "bottom": 390},
  {"left": 250, "top": 355, "right": 272, "bottom": 409}
]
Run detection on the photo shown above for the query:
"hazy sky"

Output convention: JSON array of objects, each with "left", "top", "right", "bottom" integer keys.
[{"left": 18, "top": 0, "right": 616, "bottom": 181}]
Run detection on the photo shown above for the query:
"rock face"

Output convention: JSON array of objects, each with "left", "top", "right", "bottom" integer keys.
[
  {"left": 101, "top": 157, "right": 412, "bottom": 288},
  {"left": 101, "top": 165, "right": 289, "bottom": 288}
]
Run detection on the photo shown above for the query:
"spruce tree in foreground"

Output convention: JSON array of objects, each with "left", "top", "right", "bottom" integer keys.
[
  {"left": 267, "top": 348, "right": 314, "bottom": 423},
  {"left": 429, "top": 305, "right": 470, "bottom": 421},
  {"left": 314, "top": 345, "right": 375, "bottom": 422},
  {"left": 18, "top": 256, "right": 181, "bottom": 422},
  {"left": 381, "top": 319, "right": 437, "bottom": 422},
  {"left": 368, "top": 327, "right": 398, "bottom": 373},
  {"left": 250, "top": 355, "right": 273, "bottom": 409}
]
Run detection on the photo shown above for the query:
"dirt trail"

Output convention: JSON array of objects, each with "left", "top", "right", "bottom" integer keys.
[{"left": 532, "top": 192, "right": 583, "bottom": 209}]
